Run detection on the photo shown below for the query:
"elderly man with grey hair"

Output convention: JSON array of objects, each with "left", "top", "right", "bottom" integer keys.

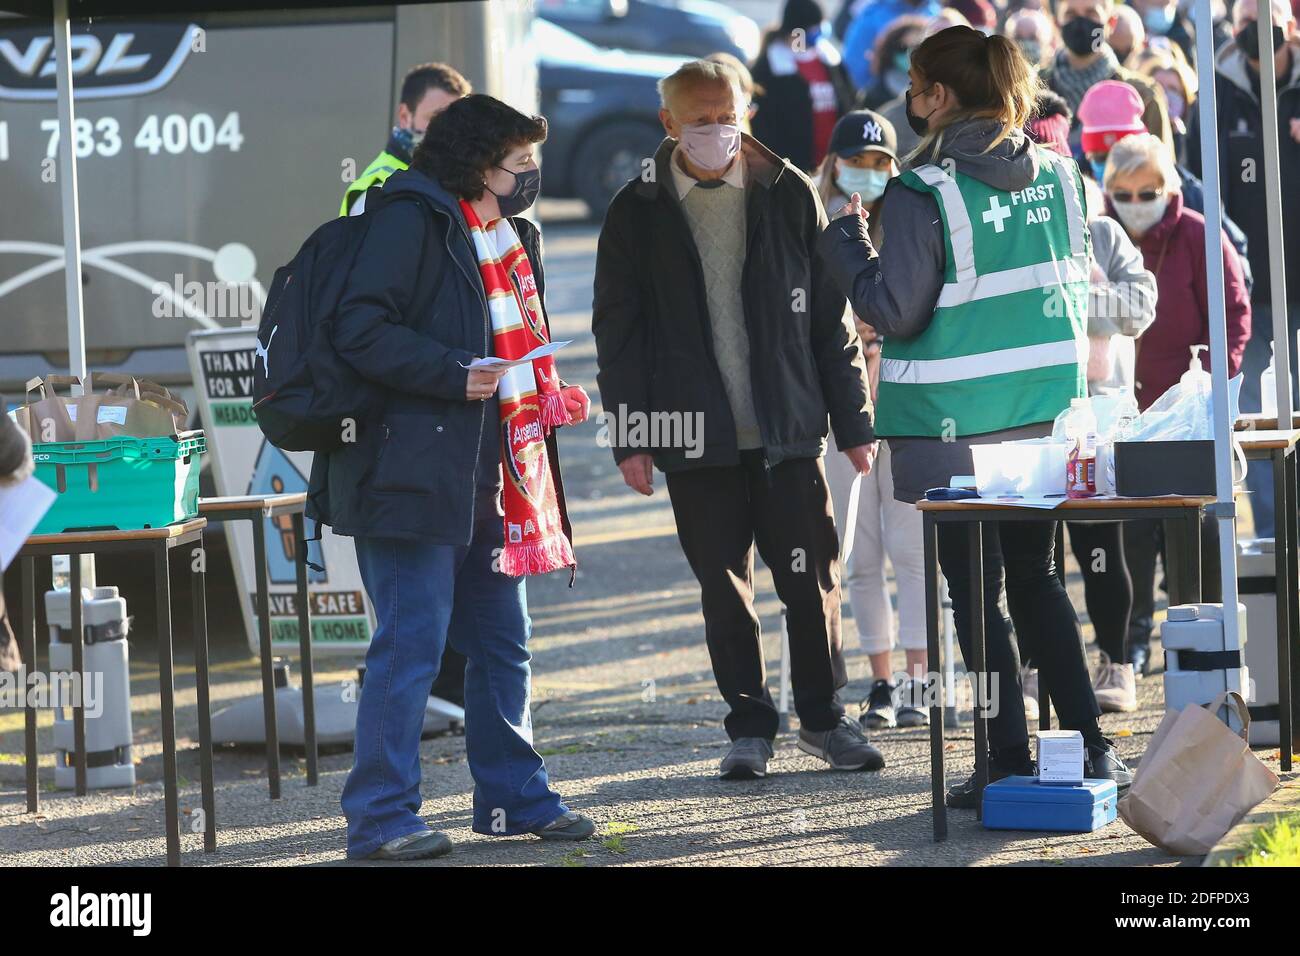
[{"left": 591, "top": 59, "right": 883, "bottom": 779}]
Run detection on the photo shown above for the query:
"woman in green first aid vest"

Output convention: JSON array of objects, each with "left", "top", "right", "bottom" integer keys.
[{"left": 818, "top": 25, "right": 1133, "bottom": 806}]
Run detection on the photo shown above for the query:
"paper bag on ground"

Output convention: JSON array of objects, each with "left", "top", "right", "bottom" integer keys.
[{"left": 1117, "top": 691, "right": 1278, "bottom": 856}]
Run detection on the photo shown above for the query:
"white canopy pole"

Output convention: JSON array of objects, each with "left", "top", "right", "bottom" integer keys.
[
  {"left": 52, "top": 0, "right": 86, "bottom": 390},
  {"left": 1193, "top": 0, "right": 1241, "bottom": 650},
  {"left": 52, "top": 0, "right": 94, "bottom": 587},
  {"left": 1258, "top": 0, "right": 1294, "bottom": 425}
]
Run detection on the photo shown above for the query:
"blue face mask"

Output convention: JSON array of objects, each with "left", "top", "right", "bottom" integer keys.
[
  {"left": 1090, "top": 158, "right": 1108, "bottom": 182},
  {"left": 391, "top": 124, "right": 423, "bottom": 158},
  {"left": 1143, "top": 5, "right": 1175, "bottom": 35},
  {"left": 836, "top": 163, "right": 891, "bottom": 202}
]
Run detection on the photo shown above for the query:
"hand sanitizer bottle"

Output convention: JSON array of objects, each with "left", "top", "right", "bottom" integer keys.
[{"left": 1261, "top": 341, "right": 1277, "bottom": 418}]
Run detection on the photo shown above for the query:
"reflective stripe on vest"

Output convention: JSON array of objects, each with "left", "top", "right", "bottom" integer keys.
[
  {"left": 874, "top": 145, "right": 1089, "bottom": 438},
  {"left": 881, "top": 336, "right": 1088, "bottom": 385}
]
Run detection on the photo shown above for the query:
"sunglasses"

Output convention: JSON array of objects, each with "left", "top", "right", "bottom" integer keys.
[{"left": 1110, "top": 189, "right": 1164, "bottom": 203}]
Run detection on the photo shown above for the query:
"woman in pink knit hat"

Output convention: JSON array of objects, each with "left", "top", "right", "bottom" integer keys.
[{"left": 1077, "top": 80, "right": 1149, "bottom": 182}]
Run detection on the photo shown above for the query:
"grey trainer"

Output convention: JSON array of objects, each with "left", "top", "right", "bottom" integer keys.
[
  {"left": 530, "top": 810, "right": 596, "bottom": 841},
  {"left": 798, "top": 715, "right": 886, "bottom": 771},
  {"left": 719, "top": 736, "right": 774, "bottom": 779},
  {"left": 366, "top": 828, "right": 452, "bottom": 861}
]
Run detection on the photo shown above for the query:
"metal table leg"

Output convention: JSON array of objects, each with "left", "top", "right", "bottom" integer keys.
[
  {"left": 22, "top": 556, "right": 38, "bottom": 813},
  {"left": 292, "top": 512, "right": 318, "bottom": 786},
  {"left": 1274, "top": 450, "right": 1293, "bottom": 771},
  {"left": 191, "top": 534, "right": 216, "bottom": 852},
  {"left": 969, "top": 521, "right": 987, "bottom": 820},
  {"left": 1284, "top": 449, "right": 1299, "bottom": 767},
  {"left": 923, "top": 512, "right": 946, "bottom": 842},
  {"left": 252, "top": 518, "right": 281, "bottom": 799},
  {"left": 69, "top": 554, "right": 87, "bottom": 796},
  {"left": 155, "top": 543, "right": 181, "bottom": 867}
]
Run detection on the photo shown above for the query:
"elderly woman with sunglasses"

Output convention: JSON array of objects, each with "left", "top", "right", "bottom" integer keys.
[
  {"left": 1102, "top": 133, "right": 1252, "bottom": 676},
  {"left": 1102, "top": 132, "right": 1251, "bottom": 414}
]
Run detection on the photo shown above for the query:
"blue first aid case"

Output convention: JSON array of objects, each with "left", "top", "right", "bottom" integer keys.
[{"left": 981, "top": 776, "right": 1118, "bottom": 832}]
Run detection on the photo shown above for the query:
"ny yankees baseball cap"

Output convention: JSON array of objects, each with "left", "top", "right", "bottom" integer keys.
[{"left": 828, "top": 109, "right": 898, "bottom": 162}]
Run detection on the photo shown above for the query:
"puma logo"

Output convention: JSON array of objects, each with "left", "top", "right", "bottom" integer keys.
[{"left": 255, "top": 325, "right": 277, "bottom": 377}]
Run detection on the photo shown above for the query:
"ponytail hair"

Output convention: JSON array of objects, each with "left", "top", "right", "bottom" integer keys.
[{"left": 908, "top": 25, "right": 1040, "bottom": 162}]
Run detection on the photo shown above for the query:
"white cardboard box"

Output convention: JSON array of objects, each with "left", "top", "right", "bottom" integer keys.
[{"left": 1036, "top": 730, "right": 1085, "bottom": 786}]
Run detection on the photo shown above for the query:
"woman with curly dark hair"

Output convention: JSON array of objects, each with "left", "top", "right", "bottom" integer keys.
[{"left": 308, "top": 93, "right": 595, "bottom": 860}]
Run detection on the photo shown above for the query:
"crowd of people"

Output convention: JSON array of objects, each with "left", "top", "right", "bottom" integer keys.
[
  {"left": 309, "top": 0, "right": 1298, "bottom": 859},
  {"left": 688, "top": 0, "right": 1283, "bottom": 769}
]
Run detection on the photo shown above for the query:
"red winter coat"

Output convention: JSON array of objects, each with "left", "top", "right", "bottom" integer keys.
[{"left": 1109, "top": 191, "right": 1252, "bottom": 411}]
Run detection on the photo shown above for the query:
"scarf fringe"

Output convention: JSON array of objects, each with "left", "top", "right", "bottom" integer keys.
[
  {"left": 539, "top": 390, "right": 568, "bottom": 430},
  {"left": 501, "top": 533, "right": 576, "bottom": 577}
]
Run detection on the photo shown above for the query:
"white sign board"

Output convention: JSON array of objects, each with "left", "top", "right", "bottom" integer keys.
[{"left": 186, "top": 328, "right": 374, "bottom": 656}]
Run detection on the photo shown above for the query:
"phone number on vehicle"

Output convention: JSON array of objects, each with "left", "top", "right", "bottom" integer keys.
[{"left": 0, "top": 111, "right": 244, "bottom": 160}]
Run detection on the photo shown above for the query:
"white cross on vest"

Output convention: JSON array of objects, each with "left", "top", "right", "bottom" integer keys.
[{"left": 982, "top": 195, "right": 1012, "bottom": 233}]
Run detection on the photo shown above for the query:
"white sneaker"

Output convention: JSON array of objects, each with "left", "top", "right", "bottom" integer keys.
[
  {"left": 1021, "top": 667, "right": 1040, "bottom": 724},
  {"left": 1093, "top": 654, "right": 1137, "bottom": 713}
]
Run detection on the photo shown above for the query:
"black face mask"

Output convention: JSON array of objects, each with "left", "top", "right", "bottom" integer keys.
[
  {"left": 905, "top": 85, "right": 937, "bottom": 136},
  {"left": 487, "top": 165, "right": 541, "bottom": 217},
  {"left": 1236, "top": 20, "right": 1286, "bottom": 61},
  {"left": 1061, "top": 16, "right": 1104, "bottom": 56}
]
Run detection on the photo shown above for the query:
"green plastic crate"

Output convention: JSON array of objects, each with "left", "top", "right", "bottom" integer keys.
[{"left": 31, "top": 430, "right": 206, "bottom": 535}]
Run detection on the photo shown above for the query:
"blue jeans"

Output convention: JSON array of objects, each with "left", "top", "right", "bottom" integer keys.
[{"left": 342, "top": 512, "right": 566, "bottom": 858}]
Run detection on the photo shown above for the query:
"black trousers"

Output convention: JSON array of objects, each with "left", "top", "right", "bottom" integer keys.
[
  {"left": 938, "top": 520, "right": 1100, "bottom": 756},
  {"left": 1124, "top": 515, "right": 1221, "bottom": 650},
  {"left": 1064, "top": 521, "right": 1132, "bottom": 663},
  {"left": 665, "top": 451, "right": 847, "bottom": 740}
]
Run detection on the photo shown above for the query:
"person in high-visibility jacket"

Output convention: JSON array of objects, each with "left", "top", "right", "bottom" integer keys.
[
  {"left": 818, "top": 25, "right": 1133, "bottom": 807},
  {"left": 340, "top": 62, "right": 470, "bottom": 217}
]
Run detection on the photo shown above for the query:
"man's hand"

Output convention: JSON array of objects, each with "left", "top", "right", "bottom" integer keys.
[
  {"left": 466, "top": 364, "right": 509, "bottom": 401},
  {"left": 843, "top": 442, "right": 877, "bottom": 476},
  {"left": 618, "top": 453, "right": 654, "bottom": 496},
  {"left": 560, "top": 384, "right": 591, "bottom": 425}
]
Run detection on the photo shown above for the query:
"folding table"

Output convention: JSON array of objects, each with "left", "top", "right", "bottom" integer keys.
[
  {"left": 198, "top": 492, "right": 318, "bottom": 796},
  {"left": 917, "top": 496, "right": 1211, "bottom": 842},
  {"left": 17, "top": 517, "right": 214, "bottom": 866}
]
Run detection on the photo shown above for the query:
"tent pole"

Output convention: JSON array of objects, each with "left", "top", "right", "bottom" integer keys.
[
  {"left": 1259, "top": 0, "right": 1294, "bottom": 428},
  {"left": 52, "top": 0, "right": 94, "bottom": 588},
  {"left": 52, "top": 0, "right": 86, "bottom": 390},
  {"left": 1193, "top": 0, "right": 1241, "bottom": 650}
]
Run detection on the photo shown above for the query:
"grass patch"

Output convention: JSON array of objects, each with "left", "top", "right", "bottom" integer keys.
[
  {"left": 1229, "top": 814, "right": 1300, "bottom": 867},
  {"left": 559, "top": 848, "right": 589, "bottom": 867},
  {"left": 602, "top": 821, "right": 638, "bottom": 836},
  {"left": 537, "top": 743, "right": 587, "bottom": 756},
  {"left": 601, "top": 835, "right": 628, "bottom": 854}
]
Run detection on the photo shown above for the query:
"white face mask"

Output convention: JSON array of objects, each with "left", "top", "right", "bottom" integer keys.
[{"left": 1112, "top": 195, "right": 1170, "bottom": 236}]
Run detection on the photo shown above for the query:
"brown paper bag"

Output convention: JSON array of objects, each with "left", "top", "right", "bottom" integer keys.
[
  {"left": 19, "top": 373, "right": 187, "bottom": 442},
  {"left": 1117, "top": 692, "right": 1279, "bottom": 856}
]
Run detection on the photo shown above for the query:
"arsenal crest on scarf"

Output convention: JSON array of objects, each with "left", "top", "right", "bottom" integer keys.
[{"left": 461, "top": 200, "right": 576, "bottom": 577}]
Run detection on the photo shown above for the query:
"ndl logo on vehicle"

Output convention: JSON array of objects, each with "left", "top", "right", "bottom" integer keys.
[{"left": 0, "top": 21, "right": 197, "bottom": 100}]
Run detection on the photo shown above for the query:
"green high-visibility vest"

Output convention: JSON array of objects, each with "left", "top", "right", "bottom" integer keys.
[
  {"left": 874, "top": 145, "right": 1091, "bottom": 439},
  {"left": 339, "top": 149, "right": 408, "bottom": 216}
]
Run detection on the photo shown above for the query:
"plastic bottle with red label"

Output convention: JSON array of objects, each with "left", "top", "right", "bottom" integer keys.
[{"left": 1065, "top": 397, "right": 1098, "bottom": 498}]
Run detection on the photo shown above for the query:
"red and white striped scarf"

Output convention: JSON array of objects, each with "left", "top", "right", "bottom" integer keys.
[{"left": 460, "top": 200, "right": 574, "bottom": 576}]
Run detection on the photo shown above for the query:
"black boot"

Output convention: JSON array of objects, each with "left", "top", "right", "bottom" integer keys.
[
  {"left": 946, "top": 752, "right": 1035, "bottom": 809},
  {"left": 1085, "top": 738, "right": 1133, "bottom": 792}
]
